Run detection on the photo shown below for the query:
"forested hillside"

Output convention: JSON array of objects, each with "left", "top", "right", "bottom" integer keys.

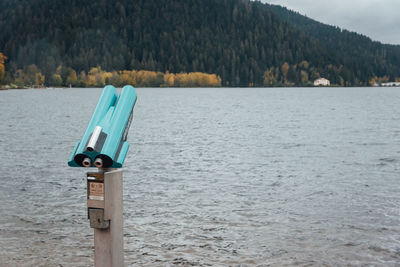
[
  {"left": 1, "top": 0, "right": 400, "bottom": 87},
  {"left": 267, "top": 4, "right": 400, "bottom": 84}
]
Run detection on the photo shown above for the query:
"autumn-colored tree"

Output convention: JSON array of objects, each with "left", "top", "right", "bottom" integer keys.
[
  {"left": 369, "top": 76, "right": 377, "bottom": 86},
  {"left": 300, "top": 70, "right": 309, "bottom": 84},
  {"left": 197, "top": 73, "right": 221, "bottom": 87},
  {"left": 101, "top": 72, "right": 112, "bottom": 86},
  {"left": 66, "top": 69, "right": 78, "bottom": 86},
  {"left": 11, "top": 64, "right": 222, "bottom": 88},
  {"left": 281, "top": 62, "right": 289, "bottom": 82},
  {"left": 299, "top": 60, "right": 309, "bottom": 69},
  {"left": 13, "top": 64, "right": 45, "bottom": 87},
  {"left": 0, "top": 53, "right": 7, "bottom": 84},
  {"left": 86, "top": 67, "right": 104, "bottom": 87},
  {"left": 174, "top": 73, "right": 189, "bottom": 87},
  {"left": 264, "top": 69, "right": 275, "bottom": 86},
  {"left": 14, "top": 69, "right": 27, "bottom": 87},
  {"left": 136, "top": 70, "right": 163, "bottom": 87},
  {"left": 369, "top": 75, "right": 390, "bottom": 86},
  {"left": 120, "top": 70, "right": 137, "bottom": 86},
  {"left": 172, "top": 72, "right": 221, "bottom": 87},
  {"left": 25, "top": 64, "right": 45, "bottom": 86},
  {"left": 51, "top": 74, "right": 63, "bottom": 87},
  {"left": 35, "top": 73, "right": 45, "bottom": 86},
  {"left": 107, "top": 71, "right": 123, "bottom": 87},
  {"left": 163, "top": 72, "right": 175, "bottom": 87},
  {"left": 78, "top": 71, "right": 87, "bottom": 87}
]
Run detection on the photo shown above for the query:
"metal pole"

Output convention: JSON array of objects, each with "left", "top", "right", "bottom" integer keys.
[{"left": 92, "top": 168, "right": 124, "bottom": 267}]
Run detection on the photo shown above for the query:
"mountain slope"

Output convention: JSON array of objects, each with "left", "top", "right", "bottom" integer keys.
[
  {"left": 0, "top": 0, "right": 399, "bottom": 86},
  {"left": 266, "top": 3, "right": 400, "bottom": 79}
]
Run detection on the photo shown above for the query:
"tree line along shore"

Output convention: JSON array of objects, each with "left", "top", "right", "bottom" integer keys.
[
  {"left": 0, "top": 59, "right": 397, "bottom": 89},
  {"left": 0, "top": 56, "right": 222, "bottom": 89}
]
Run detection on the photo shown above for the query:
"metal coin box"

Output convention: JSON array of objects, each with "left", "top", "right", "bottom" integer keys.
[{"left": 87, "top": 172, "right": 109, "bottom": 229}]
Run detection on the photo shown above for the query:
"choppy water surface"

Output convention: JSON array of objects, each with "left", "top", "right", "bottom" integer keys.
[{"left": 0, "top": 87, "right": 399, "bottom": 266}]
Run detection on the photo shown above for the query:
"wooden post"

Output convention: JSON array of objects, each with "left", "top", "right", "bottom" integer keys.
[{"left": 92, "top": 169, "right": 124, "bottom": 267}]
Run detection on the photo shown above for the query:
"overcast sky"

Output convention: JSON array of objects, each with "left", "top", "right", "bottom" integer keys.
[{"left": 262, "top": 0, "right": 400, "bottom": 45}]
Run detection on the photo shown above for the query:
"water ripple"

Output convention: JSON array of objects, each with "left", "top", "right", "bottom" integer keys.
[{"left": 0, "top": 87, "right": 399, "bottom": 266}]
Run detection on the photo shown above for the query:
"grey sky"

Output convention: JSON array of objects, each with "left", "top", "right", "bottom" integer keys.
[{"left": 262, "top": 0, "right": 400, "bottom": 45}]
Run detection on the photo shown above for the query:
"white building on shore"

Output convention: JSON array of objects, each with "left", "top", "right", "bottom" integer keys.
[
  {"left": 381, "top": 82, "right": 400, "bottom": 87},
  {"left": 314, "top": 78, "right": 330, "bottom": 86}
]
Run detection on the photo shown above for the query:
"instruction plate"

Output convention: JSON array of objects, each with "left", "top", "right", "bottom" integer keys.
[{"left": 89, "top": 182, "right": 104, "bottom": 201}]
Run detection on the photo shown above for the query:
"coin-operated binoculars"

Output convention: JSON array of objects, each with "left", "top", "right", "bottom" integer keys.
[{"left": 68, "top": 85, "right": 137, "bottom": 267}]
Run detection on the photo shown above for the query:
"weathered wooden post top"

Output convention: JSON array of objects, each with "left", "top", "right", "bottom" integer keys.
[{"left": 68, "top": 85, "right": 137, "bottom": 267}]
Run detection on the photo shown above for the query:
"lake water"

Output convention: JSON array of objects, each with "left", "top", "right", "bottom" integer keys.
[{"left": 0, "top": 87, "right": 399, "bottom": 266}]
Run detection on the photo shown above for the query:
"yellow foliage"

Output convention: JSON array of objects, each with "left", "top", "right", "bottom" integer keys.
[
  {"left": 66, "top": 70, "right": 78, "bottom": 86},
  {"left": 86, "top": 74, "right": 97, "bottom": 87},
  {"left": 137, "top": 70, "right": 156, "bottom": 85},
  {"left": 173, "top": 72, "right": 221, "bottom": 87},
  {"left": 85, "top": 67, "right": 113, "bottom": 87},
  {"left": 55, "top": 65, "right": 62, "bottom": 75},
  {"left": 369, "top": 75, "right": 395, "bottom": 86},
  {"left": 0, "top": 53, "right": 6, "bottom": 64},
  {"left": 281, "top": 62, "right": 289, "bottom": 80},
  {"left": 14, "top": 69, "right": 26, "bottom": 86},
  {"left": 264, "top": 69, "right": 274, "bottom": 86},
  {"left": 163, "top": 72, "right": 175, "bottom": 87},
  {"left": 299, "top": 60, "right": 309, "bottom": 69},
  {"left": 51, "top": 74, "right": 62, "bottom": 86},
  {"left": 300, "top": 70, "right": 309, "bottom": 84},
  {"left": 13, "top": 64, "right": 45, "bottom": 87},
  {"left": 48, "top": 66, "right": 221, "bottom": 88},
  {"left": 88, "top": 67, "right": 102, "bottom": 75},
  {"left": 120, "top": 70, "right": 137, "bottom": 86},
  {"left": 35, "top": 73, "right": 45, "bottom": 86},
  {"left": 369, "top": 76, "right": 377, "bottom": 86},
  {"left": 0, "top": 52, "right": 6, "bottom": 84}
]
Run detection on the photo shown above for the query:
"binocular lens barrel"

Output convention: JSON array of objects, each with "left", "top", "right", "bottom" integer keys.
[
  {"left": 94, "top": 158, "right": 103, "bottom": 168},
  {"left": 68, "top": 85, "right": 137, "bottom": 168},
  {"left": 82, "top": 157, "right": 91, "bottom": 167}
]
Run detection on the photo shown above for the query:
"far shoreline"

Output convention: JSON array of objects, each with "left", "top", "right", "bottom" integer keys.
[{"left": 2, "top": 85, "right": 399, "bottom": 91}]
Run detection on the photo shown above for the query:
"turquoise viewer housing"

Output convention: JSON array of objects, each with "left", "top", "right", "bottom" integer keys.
[{"left": 68, "top": 85, "right": 137, "bottom": 168}]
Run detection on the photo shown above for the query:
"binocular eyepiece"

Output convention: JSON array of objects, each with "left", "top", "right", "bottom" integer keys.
[
  {"left": 81, "top": 157, "right": 103, "bottom": 168},
  {"left": 82, "top": 157, "right": 92, "bottom": 167},
  {"left": 94, "top": 158, "right": 103, "bottom": 168},
  {"left": 68, "top": 85, "right": 137, "bottom": 168}
]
